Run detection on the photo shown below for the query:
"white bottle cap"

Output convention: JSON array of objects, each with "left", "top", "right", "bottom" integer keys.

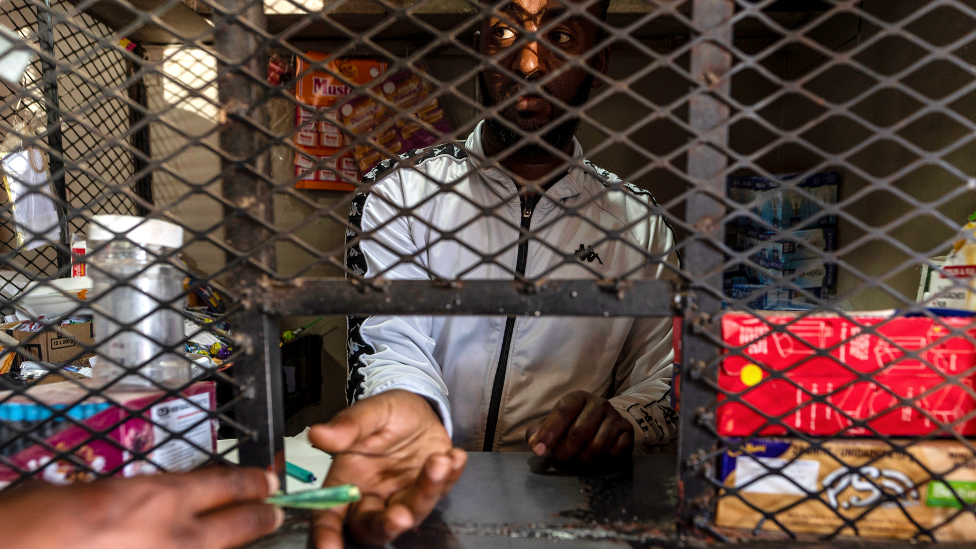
[{"left": 88, "top": 215, "right": 183, "bottom": 249}]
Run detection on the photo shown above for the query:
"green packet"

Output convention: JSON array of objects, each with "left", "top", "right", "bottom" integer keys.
[
  {"left": 265, "top": 484, "right": 361, "bottom": 510},
  {"left": 926, "top": 480, "right": 976, "bottom": 508}
]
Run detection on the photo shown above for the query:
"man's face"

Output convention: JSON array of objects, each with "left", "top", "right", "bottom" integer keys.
[{"left": 478, "top": 0, "right": 607, "bottom": 155}]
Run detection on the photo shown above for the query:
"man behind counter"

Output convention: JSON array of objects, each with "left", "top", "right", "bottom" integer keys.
[{"left": 310, "top": 0, "right": 679, "bottom": 546}]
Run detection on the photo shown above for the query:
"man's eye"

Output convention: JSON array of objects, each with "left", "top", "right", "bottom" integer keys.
[
  {"left": 548, "top": 31, "right": 572, "bottom": 45},
  {"left": 493, "top": 27, "right": 517, "bottom": 41}
]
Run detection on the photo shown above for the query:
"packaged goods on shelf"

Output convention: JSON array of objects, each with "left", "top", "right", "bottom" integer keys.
[
  {"left": 293, "top": 55, "right": 387, "bottom": 190},
  {"left": 733, "top": 226, "right": 837, "bottom": 264},
  {"left": 718, "top": 311, "right": 976, "bottom": 437},
  {"left": 727, "top": 284, "right": 822, "bottom": 311},
  {"left": 716, "top": 438, "right": 976, "bottom": 540},
  {"left": 922, "top": 213, "right": 976, "bottom": 311},
  {"left": 728, "top": 171, "right": 838, "bottom": 230},
  {"left": 0, "top": 381, "right": 216, "bottom": 488},
  {"left": 339, "top": 69, "right": 451, "bottom": 174},
  {"left": 294, "top": 151, "right": 359, "bottom": 190},
  {"left": 1, "top": 319, "right": 95, "bottom": 371},
  {"left": 748, "top": 257, "right": 837, "bottom": 289}
]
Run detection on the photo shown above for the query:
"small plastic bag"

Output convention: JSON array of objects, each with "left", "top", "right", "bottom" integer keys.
[{"left": 1, "top": 124, "right": 60, "bottom": 251}]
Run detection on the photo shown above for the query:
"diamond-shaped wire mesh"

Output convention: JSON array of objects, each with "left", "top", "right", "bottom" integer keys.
[{"left": 1, "top": 0, "right": 976, "bottom": 543}]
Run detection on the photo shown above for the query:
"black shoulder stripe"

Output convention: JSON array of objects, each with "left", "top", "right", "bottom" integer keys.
[
  {"left": 346, "top": 191, "right": 375, "bottom": 405},
  {"left": 346, "top": 141, "right": 467, "bottom": 405},
  {"left": 583, "top": 159, "right": 683, "bottom": 270}
]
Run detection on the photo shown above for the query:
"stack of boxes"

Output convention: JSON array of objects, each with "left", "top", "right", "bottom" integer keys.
[
  {"left": 724, "top": 172, "right": 839, "bottom": 310},
  {"left": 715, "top": 311, "right": 976, "bottom": 540}
]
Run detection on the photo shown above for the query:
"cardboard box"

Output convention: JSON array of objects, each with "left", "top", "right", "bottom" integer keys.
[
  {"left": 739, "top": 227, "right": 837, "bottom": 263},
  {"left": 750, "top": 257, "right": 837, "bottom": 288},
  {"left": 718, "top": 311, "right": 976, "bottom": 436},
  {"left": 0, "top": 381, "right": 216, "bottom": 487},
  {"left": 2, "top": 320, "right": 95, "bottom": 367},
  {"left": 728, "top": 172, "right": 838, "bottom": 230},
  {"left": 727, "top": 284, "right": 822, "bottom": 311},
  {"left": 716, "top": 438, "right": 976, "bottom": 540}
]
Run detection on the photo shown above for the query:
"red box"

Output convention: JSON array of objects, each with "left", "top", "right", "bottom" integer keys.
[{"left": 718, "top": 312, "right": 976, "bottom": 437}]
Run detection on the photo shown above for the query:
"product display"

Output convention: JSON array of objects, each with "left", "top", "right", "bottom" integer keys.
[
  {"left": 719, "top": 311, "right": 976, "bottom": 437},
  {"left": 0, "top": 381, "right": 216, "bottom": 488},
  {"left": 922, "top": 212, "right": 976, "bottom": 311},
  {"left": 716, "top": 438, "right": 976, "bottom": 540},
  {"left": 724, "top": 172, "right": 839, "bottom": 309},
  {"left": 293, "top": 55, "right": 388, "bottom": 191},
  {"left": 1, "top": 319, "right": 94, "bottom": 369},
  {"left": 729, "top": 172, "right": 839, "bottom": 230},
  {"left": 339, "top": 69, "right": 452, "bottom": 174}
]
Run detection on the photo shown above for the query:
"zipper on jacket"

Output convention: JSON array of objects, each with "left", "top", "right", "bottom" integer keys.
[{"left": 483, "top": 192, "right": 540, "bottom": 451}]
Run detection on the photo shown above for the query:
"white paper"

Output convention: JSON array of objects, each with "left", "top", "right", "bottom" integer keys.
[
  {"left": 0, "top": 24, "right": 33, "bottom": 84},
  {"left": 734, "top": 455, "right": 820, "bottom": 496},
  {"left": 149, "top": 392, "right": 213, "bottom": 472}
]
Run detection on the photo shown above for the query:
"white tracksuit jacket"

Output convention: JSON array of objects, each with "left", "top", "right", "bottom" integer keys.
[{"left": 345, "top": 121, "right": 679, "bottom": 452}]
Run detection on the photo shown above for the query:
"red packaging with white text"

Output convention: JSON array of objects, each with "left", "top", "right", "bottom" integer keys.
[
  {"left": 718, "top": 311, "right": 976, "bottom": 437},
  {"left": 70, "top": 233, "right": 86, "bottom": 277}
]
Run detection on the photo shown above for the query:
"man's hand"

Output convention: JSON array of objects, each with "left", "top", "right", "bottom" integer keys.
[
  {"left": 526, "top": 390, "right": 634, "bottom": 465},
  {"left": 1, "top": 467, "right": 283, "bottom": 549},
  {"left": 309, "top": 389, "right": 467, "bottom": 549}
]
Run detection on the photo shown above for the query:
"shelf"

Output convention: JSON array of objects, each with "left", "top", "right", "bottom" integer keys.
[{"left": 65, "top": 0, "right": 213, "bottom": 45}]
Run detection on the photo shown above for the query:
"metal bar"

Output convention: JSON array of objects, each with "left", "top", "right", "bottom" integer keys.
[
  {"left": 215, "top": 0, "right": 285, "bottom": 483},
  {"left": 233, "top": 313, "right": 285, "bottom": 475},
  {"left": 261, "top": 279, "right": 678, "bottom": 317},
  {"left": 677, "top": 0, "right": 733, "bottom": 535},
  {"left": 37, "top": 0, "right": 70, "bottom": 271},
  {"left": 127, "top": 49, "right": 153, "bottom": 216}
]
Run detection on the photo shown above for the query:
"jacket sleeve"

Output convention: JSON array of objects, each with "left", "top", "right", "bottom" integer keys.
[
  {"left": 346, "top": 168, "right": 454, "bottom": 437},
  {"left": 608, "top": 215, "right": 680, "bottom": 453}
]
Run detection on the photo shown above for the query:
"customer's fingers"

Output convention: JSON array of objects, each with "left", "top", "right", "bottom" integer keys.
[
  {"left": 179, "top": 468, "right": 279, "bottom": 513},
  {"left": 197, "top": 503, "right": 283, "bottom": 549}
]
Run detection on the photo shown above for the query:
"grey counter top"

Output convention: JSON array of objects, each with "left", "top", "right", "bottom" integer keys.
[{"left": 249, "top": 452, "right": 678, "bottom": 548}]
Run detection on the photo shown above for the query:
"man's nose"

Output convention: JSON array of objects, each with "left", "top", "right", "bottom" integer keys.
[{"left": 513, "top": 40, "right": 546, "bottom": 80}]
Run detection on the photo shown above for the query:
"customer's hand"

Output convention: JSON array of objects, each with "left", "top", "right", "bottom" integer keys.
[
  {"left": 309, "top": 389, "right": 467, "bottom": 549},
  {"left": 1, "top": 467, "right": 283, "bottom": 549},
  {"left": 526, "top": 390, "right": 634, "bottom": 466}
]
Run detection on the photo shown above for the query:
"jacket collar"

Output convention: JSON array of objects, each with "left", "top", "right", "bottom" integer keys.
[{"left": 464, "top": 120, "right": 585, "bottom": 203}]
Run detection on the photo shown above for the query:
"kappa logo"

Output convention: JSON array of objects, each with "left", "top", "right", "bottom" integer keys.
[{"left": 575, "top": 244, "right": 603, "bottom": 265}]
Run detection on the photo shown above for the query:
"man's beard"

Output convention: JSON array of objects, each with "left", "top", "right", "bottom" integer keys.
[{"left": 479, "top": 72, "right": 593, "bottom": 158}]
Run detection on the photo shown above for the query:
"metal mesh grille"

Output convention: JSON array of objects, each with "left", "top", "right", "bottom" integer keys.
[
  {"left": 0, "top": 0, "right": 139, "bottom": 290},
  {"left": 0, "top": 0, "right": 974, "bottom": 543}
]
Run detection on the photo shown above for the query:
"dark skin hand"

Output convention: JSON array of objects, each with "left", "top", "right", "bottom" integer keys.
[
  {"left": 526, "top": 390, "right": 634, "bottom": 466},
  {"left": 0, "top": 467, "right": 283, "bottom": 549},
  {"left": 309, "top": 389, "right": 468, "bottom": 549}
]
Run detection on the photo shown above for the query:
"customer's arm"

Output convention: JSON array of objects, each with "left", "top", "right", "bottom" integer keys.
[{"left": 0, "top": 467, "right": 282, "bottom": 549}]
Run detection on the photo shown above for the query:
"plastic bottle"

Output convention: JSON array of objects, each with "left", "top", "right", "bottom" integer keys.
[
  {"left": 70, "top": 232, "right": 87, "bottom": 277},
  {"left": 88, "top": 215, "right": 188, "bottom": 388}
]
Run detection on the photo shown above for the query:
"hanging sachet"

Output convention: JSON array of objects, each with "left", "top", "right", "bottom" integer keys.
[{"left": 0, "top": 114, "right": 60, "bottom": 251}]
